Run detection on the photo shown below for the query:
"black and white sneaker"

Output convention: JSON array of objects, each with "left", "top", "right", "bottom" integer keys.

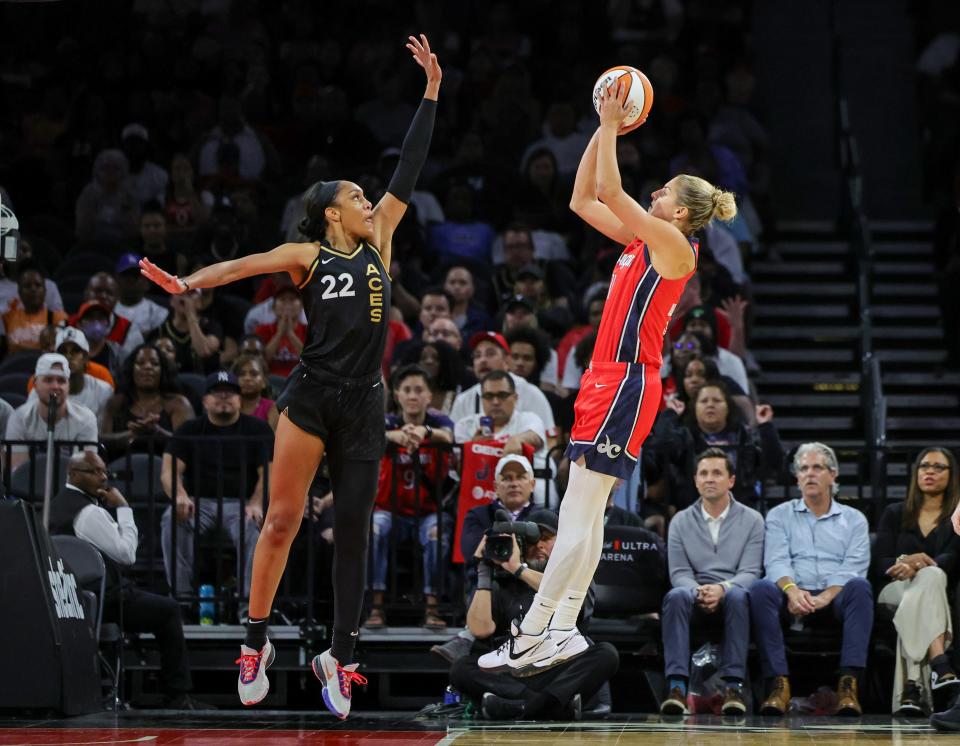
[
  {"left": 933, "top": 670, "right": 960, "bottom": 690},
  {"left": 895, "top": 682, "right": 925, "bottom": 717},
  {"left": 478, "top": 619, "right": 555, "bottom": 673}
]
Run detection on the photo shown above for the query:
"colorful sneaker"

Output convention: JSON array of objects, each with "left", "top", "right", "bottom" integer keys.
[
  {"left": 236, "top": 639, "right": 274, "bottom": 705},
  {"left": 531, "top": 626, "right": 589, "bottom": 671},
  {"left": 312, "top": 648, "right": 368, "bottom": 719},
  {"left": 477, "top": 619, "right": 555, "bottom": 674}
]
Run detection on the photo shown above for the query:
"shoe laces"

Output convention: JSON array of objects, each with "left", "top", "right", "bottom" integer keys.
[
  {"left": 235, "top": 652, "right": 262, "bottom": 684},
  {"left": 337, "top": 665, "right": 368, "bottom": 698}
]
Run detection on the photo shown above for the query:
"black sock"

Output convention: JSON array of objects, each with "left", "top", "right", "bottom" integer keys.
[
  {"left": 331, "top": 628, "right": 358, "bottom": 666},
  {"left": 932, "top": 654, "right": 954, "bottom": 677},
  {"left": 244, "top": 618, "right": 268, "bottom": 651}
]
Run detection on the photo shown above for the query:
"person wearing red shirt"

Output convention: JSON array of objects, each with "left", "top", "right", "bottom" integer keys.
[{"left": 255, "top": 286, "right": 306, "bottom": 378}]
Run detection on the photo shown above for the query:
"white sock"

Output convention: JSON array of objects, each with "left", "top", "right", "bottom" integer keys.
[
  {"left": 519, "top": 594, "right": 557, "bottom": 635},
  {"left": 551, "top": 590, "right": 586, "bottom": 631}
]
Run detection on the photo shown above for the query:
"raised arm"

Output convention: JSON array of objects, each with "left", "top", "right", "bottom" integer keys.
[
  {"left": 569, "top": 129, "right": 635, "bottom": 245},
  {"left": 595, "top": 84, "right": 696, "bottom": 280},
  {"left": 371, "top": 34, "right": 441, "bottom": 269},
  {"left": 140, "top": 242, "right": 317, "bottom": 295}
]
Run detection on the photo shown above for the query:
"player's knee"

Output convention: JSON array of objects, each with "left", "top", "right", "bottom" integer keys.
[{"left": 261, "top": 508, "right": 301, "bottom": 546}]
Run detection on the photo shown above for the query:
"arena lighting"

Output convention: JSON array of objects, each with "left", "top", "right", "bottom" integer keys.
[{"left": 0, "top": 194, "right": 19, "bottom": 263}]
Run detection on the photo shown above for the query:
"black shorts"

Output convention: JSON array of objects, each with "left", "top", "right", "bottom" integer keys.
[{"left": 276, "top": 363, "right": 386, "bottom": 462}]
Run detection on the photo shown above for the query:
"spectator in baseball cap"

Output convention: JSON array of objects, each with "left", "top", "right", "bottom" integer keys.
[{"left": 6, "top": 352, "right": 99, "bottom": 470}]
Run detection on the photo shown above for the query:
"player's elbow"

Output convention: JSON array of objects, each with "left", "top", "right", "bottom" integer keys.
[{"left": 595, "top": 181, "right": 620, "bottom": 204}]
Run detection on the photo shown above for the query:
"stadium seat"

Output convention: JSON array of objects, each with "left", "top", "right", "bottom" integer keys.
[
  {"left": 0, "top": 372, "right": 31, "bottom": 395},
  {"left": 0, "top": 350, "right": 41, "bottom": 376}
]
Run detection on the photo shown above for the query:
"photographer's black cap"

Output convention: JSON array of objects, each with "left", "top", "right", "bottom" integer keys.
[{"left": 526, "top": 508, "right": 559, "bottom": 536}]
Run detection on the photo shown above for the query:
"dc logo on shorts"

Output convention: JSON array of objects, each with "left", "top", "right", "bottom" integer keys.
[{"left": 597, "top": 435, "right": 622, "bottom": 458}]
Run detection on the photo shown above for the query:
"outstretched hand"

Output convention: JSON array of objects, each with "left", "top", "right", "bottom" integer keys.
[
  {"left": 406, "top": 34, "right": 441, "bottom": 87},
  {"left": 140, "top": 258, "right": 186, "bottom": 295}
]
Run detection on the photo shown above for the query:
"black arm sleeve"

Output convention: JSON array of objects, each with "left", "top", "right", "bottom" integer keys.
[{"left": 386, "top": 98, "right": 437, "bottom": 204}]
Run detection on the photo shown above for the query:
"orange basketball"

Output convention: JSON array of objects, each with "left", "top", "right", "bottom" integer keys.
[{"left": 592, "top": 65, "right": 654, "bottom": 128}]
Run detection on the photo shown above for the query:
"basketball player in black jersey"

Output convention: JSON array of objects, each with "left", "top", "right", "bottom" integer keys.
[{"left": 141, "top": 34, "right": 441, "bottom": 719}]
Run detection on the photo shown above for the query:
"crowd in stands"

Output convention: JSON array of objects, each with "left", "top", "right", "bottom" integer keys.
[{"left": 1, "top": 0, "right": 957, "bottom": 717}]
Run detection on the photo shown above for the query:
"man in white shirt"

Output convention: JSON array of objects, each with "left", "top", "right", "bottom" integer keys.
[
  {"left": 454, "top": 370, "right": 549, "bottom": 504},
  {"left": 5, "top": 353, "right": 98, "bottom": 470},
  {"left": 114, "top": 253, "right": 169, "bottom": 336},
  {"left": 450, "top": 332, "right": 557, "bottom": 446},
  {"left": 48, "top": 451, "right": 203, "bottom": 709},
  {"left": 27, "top": 327, "right": 113, "bottom": 417}
]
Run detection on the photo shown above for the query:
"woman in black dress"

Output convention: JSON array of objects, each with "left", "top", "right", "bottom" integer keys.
[{"left": 141, "top": 34, "right": 441, "bottom": 720}]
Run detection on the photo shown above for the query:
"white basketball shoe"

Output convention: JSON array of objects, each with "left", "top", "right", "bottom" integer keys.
[{"left": 236, "top": 639, "right": 275, "bottom": 705}]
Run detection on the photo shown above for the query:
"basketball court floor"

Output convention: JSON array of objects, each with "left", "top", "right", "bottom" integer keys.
[{"left": 0, "top": 712, "right": 955, "bottom": 745}]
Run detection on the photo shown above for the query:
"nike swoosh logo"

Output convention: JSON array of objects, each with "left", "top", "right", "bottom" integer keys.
[
  {"left": 322, "top": 257, "right": 335, "bottom": 264},
  {"left": 508, "top": 636, "right": 549, "bottom": 661},
  {"left": 594, "top": 383, "right": 607, "bottom": 388}
]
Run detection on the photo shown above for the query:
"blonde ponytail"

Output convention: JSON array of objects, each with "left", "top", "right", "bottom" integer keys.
[{"left": 674, "top": 174, "right": 739, "bottom": 233}]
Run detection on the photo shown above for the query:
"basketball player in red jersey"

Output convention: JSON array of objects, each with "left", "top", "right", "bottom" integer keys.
[{"left": 480, "top": 82, "right": 738, "bottom": 674}]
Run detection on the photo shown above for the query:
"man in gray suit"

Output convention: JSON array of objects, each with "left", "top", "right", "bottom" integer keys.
[{"left": 660, "top": 447, "right": 765, "bottom": 717}]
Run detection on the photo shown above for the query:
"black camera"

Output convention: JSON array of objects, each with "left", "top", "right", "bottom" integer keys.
[{"left": 483, "top": 509, "right": 541, "bottom": 564}]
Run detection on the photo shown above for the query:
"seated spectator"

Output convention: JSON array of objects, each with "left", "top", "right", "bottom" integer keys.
[
  {"left": 164, "top": 154, "right": 212, "bottom": 237},
  {"left": 454, "top": 370, "right": 548, "bottom": 503},
  {"left": 427, "top": 183, "right": 496, "bottom": 265},
  {"left": 513, "top": 263, "right": 573, "bottom": 341},
  {"left": 74, "top": 148, "right": 140, "bottom": 245},
  {"left": 160, "top": 371, "right": 273, "bottom": 607},
  {"left": 183, "top": 257, "right": 241, "bottom": 359},
  {"left": 82, "top": 272, "right": 146, "bottom": 365},
  {"left": 659, "top": 448, "right": 764, "bottom": 716},
  {"left": 1, "top": 261, "right": 67, "bottom": 354},
  {"left": 154, "top": 336, "right": 180, "bottom": 372},
  {"left": 423, "top": 316, "right": 464, "bottom": 355},
  {"left": 254, "top": 284, "right": 306, "bottom": 378},
  {"left": 5, "top": 353, "right": 98, "bottom": 470},
  {"left": 749, "top": 442, "right": 873, "bottom": 717},
  {"left": 505, "top": 323, "right": 559, "bottom": 393},
  {"left": 367, "top": 365, "right": 454, "bottom": 631},
  {"left": 28, "top": 327, "right": 112, "bottom": 418},
  {"left": 243, "top": 280, "right": 308, "bottom": 335},
  {"left": 451, "top": 507, "right": 619, "bottom": 720},
  {"left": 398, "top": 340, "right": 469, "bottom": 415},
  {"left": 238, "top": 334, "right": 266, "bottom": 359},
  {"left": 663, "top": 353, "right": 752, "bottom": 421},
  {"left": 114, "top": 252, "right": 169, "bottom": 337},
  {"left": 415, "top": 286, "right": 455, "bottom": 336},
  {"left": 49, "top": 451, "right": 206, "bottom": 709},
  {"left": 141, "top": 200, "right": 183, "bottom": 276},
  {"left": 100, "top": 343, "right": 194, "bottom": 455},
  {"left": 154, "top": 289, "right": 222, "bottom": 374},
  {"left": 0, "top": 252, "right": 63, "bottom": 314},
  {"left": 444, "top": 266, "right": 493, "bottom": 342},
  {"left": 120, "top": 123, "right": 168, "bottom": 206},
  {"left": 667, "top": 273, "right": 736, "bottom": 353},
  {"left": 682, "top": 306, "right": 749, "bottom": 394},
  {"left": 491, "top": 223, "right": 538, "bottom": 309},
  {"left": 450, "top": 332, "right": 556, "bottom": 448},
  {"left": 677, "top": 381, "right": 783, "bottom": 505},
  {"left": 513, "top": 147, "right": 570, "bottom": 231},
  {"left": 668, "top": 332, "right": 754, "bottom": 422},
  {"left": 520, "top": 100, "right": 590, "bottom": 176},
  {"left": 197, "top": 96, "right": 267, "bottom": 183},
  {"left": 232, "top": 353, "right": 279, "bottom": 430},
  {"left": 875, "top": 447, "right": 960, "bottom": 716}
]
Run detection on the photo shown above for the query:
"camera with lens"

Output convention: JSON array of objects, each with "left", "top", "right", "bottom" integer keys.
[{"left": 483, "top": 509, "right": 541, "bottom": 569}]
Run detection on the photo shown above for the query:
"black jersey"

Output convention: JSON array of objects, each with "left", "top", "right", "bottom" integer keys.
[{"left": 297, "top": 239, "right": 391, "bottom": 379}]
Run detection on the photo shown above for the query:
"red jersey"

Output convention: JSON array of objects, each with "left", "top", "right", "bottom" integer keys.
[{"left": 593, "top": 237, "right": 698, "bottom": 368}]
